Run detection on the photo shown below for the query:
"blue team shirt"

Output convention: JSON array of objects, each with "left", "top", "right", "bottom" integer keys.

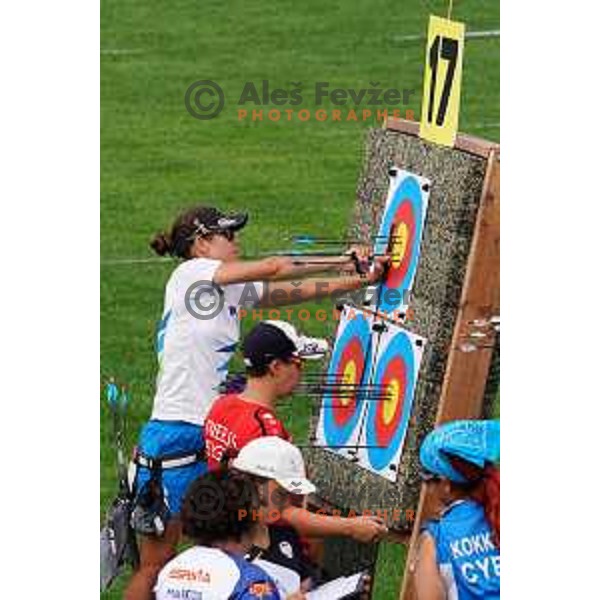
[
  {"left": 423, "top": 499, "right": 500, "bottom": 599},
  {"left": 154, "top": 546, "right": 281, "bottom": 600}
]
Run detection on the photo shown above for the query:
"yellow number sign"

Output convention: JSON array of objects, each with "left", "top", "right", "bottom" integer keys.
[{"left": 419, "top": 15, "right": 465, "bottom": 147}]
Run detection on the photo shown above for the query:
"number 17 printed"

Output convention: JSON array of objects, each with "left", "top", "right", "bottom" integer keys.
[{"left": 419, "top": 16, "right": 465, "bottom": 148}]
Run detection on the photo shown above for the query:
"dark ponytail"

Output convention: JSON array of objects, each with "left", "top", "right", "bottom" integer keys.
[
  {"left": 480, "top": 464, "right": 500, "bottom": 549},
  {"left": 149, "top": 205, "right": 214, "bottom": 259},
  {"left": 150, "top": 232, "right": 173, "bottom": 256},
  {"left": 447, "top": 455, "right": 500, "bottom": 549}
]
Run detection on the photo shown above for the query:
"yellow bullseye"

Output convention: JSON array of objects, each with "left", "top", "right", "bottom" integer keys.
[
  {"left": 390, "top": 222, "right": 409, "bottom": 269},
  {"left": 340, "top": 360, "right": 357, "bottom": 407},
  {"left": 383, "top": 379, "right": 401, "bottom": 425}
]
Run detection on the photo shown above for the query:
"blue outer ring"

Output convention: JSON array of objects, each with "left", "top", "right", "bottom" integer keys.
[
  {"left": 374, "top": 176, "right": 424, "bottom": 314},
  {"left": 323, "top": 313, "right": 372, "bottom": 447},
  {"left": 365, "top": 331, "right": 416, "bottom": 471}
]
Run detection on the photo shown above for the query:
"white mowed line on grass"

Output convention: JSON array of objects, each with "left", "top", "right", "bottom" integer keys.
[
  {"left": 101, "top": 30, "right": 500, "bottom": 56},
  {"left": 100, "top": 49, "right": 144, "bottom": 55},
  {"left": 101, "top": 257, "right": 171, "bottom": 265},
  {"left": 391, "top": 29, "right": 500, "bottom": 43},
  {"left": 469, "top": 123, "right": 500, "bottom": 130}
]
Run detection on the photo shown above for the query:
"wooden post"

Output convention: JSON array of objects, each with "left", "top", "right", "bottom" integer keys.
[
  {"left": 399, "top": 148, "right": 500, "bottom": 600},
  {"left": 305, "top": 117, "right": 500, "bottom": 596}
]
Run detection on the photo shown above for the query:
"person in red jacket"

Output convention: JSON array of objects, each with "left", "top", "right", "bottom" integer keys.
[
  {"left": 204, "top": 320, "right": 388, "bottom": 546},
  {"left": 204, "top": 320, "right": 323, "bottom": 467}
]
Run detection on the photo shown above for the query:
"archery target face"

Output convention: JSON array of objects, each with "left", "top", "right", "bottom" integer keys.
[
  {"left": 373, "top": 169, "right": 430, "bottom": 316},
  {"left": 357, "top": 322, "right": 426, "bottom": 481},
  {"left": 316, "top": 306, "right": 374, "bottom": 458}
]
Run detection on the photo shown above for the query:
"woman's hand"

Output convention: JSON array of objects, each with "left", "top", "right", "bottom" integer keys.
[
  {"left": 347, "top": 515, "right": 389, "bottom": 543},
  {"left": 340, "top": 245, "right": 372, "bottom": 276},
  {"left": 366, "top": 255, "right": 390, "bottom": 285}
]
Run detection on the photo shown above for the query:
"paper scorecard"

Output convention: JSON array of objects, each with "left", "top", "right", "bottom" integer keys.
[{"left": 306, "top": 572, "right": 366, "bottom": 600}]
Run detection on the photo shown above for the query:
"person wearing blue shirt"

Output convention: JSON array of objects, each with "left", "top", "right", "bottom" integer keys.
[{"left": 414, "top": 419, "right": 500, "bottom": 600}]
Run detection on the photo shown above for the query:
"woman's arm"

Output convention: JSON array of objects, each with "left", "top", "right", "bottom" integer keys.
[
  {"left": 282, "top": 255, "right": 361, "bottom": 278},
  {"left": 414, "top": 532, "right": 446, "bottom": 600},
  {"left": 258, "top": 256, "right": 388, "bottom": 308},
  {"left": 213, "top": 255, "right": 358, "bottom": 286},
  {"left": 281, "top": 506, "right": 387, "bottom": 543},
  {"left": 281, "top": 245, "right": 373, "bottom": 279},
  {"left": 214, "top": 257, "right": 294, "bottom": 286}
]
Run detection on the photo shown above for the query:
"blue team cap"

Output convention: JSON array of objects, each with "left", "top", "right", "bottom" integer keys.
[{"left": 419, "top": 419, "right": 500, "bottom": 483}]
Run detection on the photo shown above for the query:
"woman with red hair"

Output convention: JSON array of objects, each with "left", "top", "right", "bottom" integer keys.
[{"left": 414, "top": 419, "right": 500, "bottom": 600}]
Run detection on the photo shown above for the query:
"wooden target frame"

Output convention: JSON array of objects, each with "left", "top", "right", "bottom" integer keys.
[
  {"left": 392, "top": 118, "right": 500, "bottom": 599},
  {"left": 304, "top": 117, "right": 500, "bottom": 599}
]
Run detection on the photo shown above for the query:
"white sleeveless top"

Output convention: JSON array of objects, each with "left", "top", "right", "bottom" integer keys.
[{"left": 152, "top": 258, "right": 263, "bottom": 425}]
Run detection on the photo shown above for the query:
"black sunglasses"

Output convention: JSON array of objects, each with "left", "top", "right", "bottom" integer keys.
[
  {"left": 188, "top": 225, "right": 236, "bottom": 242},
  {"left": 215, "top": 229, "right": 236, "bottom": 242}
]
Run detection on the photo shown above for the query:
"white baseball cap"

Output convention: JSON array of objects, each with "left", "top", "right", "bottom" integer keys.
[{"left": 231, "top": 437, "right": 317, "bottom": 495}]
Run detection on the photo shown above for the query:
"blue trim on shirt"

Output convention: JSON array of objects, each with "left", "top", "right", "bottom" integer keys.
[{"left": 226, "top": 552, "right": 281, "bottom": 599}]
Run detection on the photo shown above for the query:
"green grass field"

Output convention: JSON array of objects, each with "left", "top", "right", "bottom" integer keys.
[{"left": 101, "top": 1, "right": 498, "bottom": 597}]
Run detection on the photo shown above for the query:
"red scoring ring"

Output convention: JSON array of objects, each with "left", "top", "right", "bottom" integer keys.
[
  {"left": 332, "top": 337, "right": 365, "bottom": 426},
  {"left": 374, "top": 356, "right": 407, "bottom": 447},
  {"left": 386, "top": 200, "right": 416, "bottom": 290}
]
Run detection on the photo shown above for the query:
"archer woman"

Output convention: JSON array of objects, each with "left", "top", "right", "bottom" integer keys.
[
  {"left": 413, "top": 419, "right": 500, "bottom": 600},
  {"left": 125, "top": 204, "right": 388, "bottom": 600}
]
